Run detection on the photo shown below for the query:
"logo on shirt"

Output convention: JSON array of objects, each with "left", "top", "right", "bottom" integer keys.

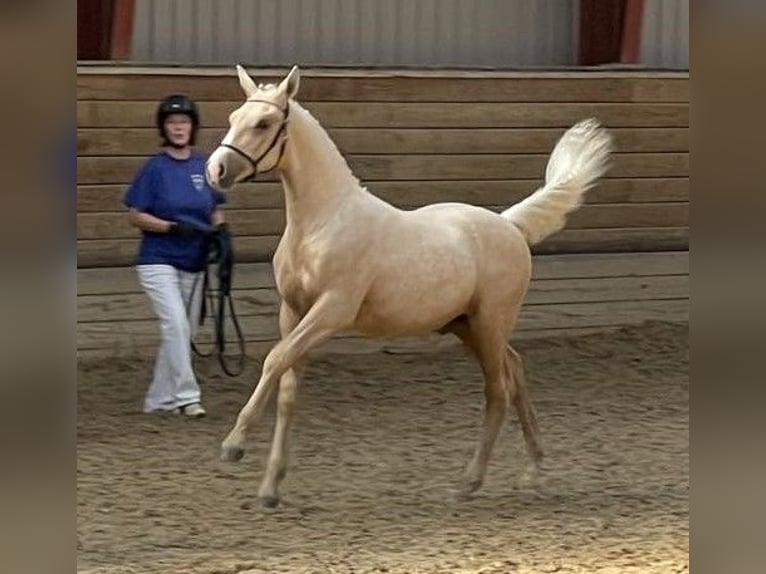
[{"left": 191, "top": 174, "right": 206, "bottom": 191}]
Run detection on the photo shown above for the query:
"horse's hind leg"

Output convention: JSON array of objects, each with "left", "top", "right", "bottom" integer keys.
[
  {"left": 450, "top": 317, "right": 510, "bottom": 497},
  {"left": 505, "top": 345, "right": 544, "bottom": 468}
]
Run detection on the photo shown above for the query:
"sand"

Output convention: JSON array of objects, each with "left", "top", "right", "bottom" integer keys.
[{"left": 77, "top": 321, "right": 688, "bottom": 574}]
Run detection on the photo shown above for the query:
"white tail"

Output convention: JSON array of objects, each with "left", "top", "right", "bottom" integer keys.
[{"left": 502, "top": 118, "right": 613, "bottom": 246}]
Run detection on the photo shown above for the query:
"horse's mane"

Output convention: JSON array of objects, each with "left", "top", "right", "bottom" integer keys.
[{"left": 291, "top": 99, "right": 360, "bottom": 187}]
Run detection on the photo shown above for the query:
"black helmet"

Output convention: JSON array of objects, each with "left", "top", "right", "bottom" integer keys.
[{"left": 156, "top": 94, "right": 200, "bottom": 145}]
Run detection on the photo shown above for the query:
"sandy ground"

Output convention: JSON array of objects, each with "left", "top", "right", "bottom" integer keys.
[{"left": 77, "top": 321, "right": 688, "bottom": 574}]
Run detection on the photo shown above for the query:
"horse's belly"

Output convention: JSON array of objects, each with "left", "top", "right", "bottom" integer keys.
[{"left": 354, "top": 270, "right": 474, "bottom": 337}]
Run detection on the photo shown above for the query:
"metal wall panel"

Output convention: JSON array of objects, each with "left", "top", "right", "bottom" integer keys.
[
  {"left": 131, "top": 0, "right": 578, "bottom": 67},
  {"left": 640, "top": 0, "right": 689, "bottom": 69}
]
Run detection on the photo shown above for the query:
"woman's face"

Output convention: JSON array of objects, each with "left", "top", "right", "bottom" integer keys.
[{"left": 164, "top": 113, "right": 193, "bottom": 147}]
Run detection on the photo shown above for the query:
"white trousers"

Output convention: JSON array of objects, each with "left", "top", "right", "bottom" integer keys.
[{"left": 137, "top": 264, "right": 204, "bottom": 412}]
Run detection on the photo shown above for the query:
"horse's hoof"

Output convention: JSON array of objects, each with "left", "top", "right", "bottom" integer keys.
[
  {"left": 517, "top": 462, "right": 542, "bottom": 488},
  {"left": 462, "top": 478, "right": 483, "bottom": 494},
  {"left": 450, "top": 489, "right": 473, "bottom": 503},
  {"left": 220, "top": 446, "right": 245, "bottom": 462},
  {"left": 450, "top": 478, "right": 482, "bottom": 502},
  {"left": 257, "top": 495, "right": 279, "bottom": 509}
]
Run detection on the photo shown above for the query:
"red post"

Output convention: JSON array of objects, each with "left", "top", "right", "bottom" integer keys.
[
  {"left": 619, "top": 0, "right": 645, "bottom": 63},
  {"left": 110, "top": 0, "right": 135, "bottom": 60},
  {"left": 579, "top": 0, "right": 625, "bottom": 65},
  {"left": 579, "top": 0, "right": 646, "bottom": 66}
]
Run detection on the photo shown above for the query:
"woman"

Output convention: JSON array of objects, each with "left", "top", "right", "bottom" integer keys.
[{"left": 123, "top": 94, "right": 227, "bottom": 417}]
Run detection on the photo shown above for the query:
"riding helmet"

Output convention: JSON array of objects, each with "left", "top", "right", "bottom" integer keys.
[{"left": 156, "top": 94, "right": 200, "bottom": 145}]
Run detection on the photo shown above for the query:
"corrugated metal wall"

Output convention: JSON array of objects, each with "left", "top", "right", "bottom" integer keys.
[
  {"left": 640, "top": 0, "right": 689, "bottom": 69},
  {"left": 131, "top": 0, "right": 688, "bottom": 69},
  {"left": 132, "top": 0, "right": 578, "bottom": 67}
]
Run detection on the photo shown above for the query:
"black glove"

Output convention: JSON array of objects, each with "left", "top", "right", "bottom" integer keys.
[{"left": 167, "top": 220, "right": 199, "bottom": 238}]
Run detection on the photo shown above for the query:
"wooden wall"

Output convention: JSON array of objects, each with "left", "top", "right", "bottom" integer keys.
[
  {"left": 76, "top": 66, "right": 689, "bottom": 357},
  {"left": 78, "top": 251, "right": 689, "bottom": 358}
]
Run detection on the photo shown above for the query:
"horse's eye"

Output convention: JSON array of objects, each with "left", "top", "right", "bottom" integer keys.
[{"left": 255, "top": 120, "right": 269, "bottom": 130}]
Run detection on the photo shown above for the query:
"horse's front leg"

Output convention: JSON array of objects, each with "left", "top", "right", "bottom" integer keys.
[
  {"left": 257, "top": 302, "right": 303, "bottom": 507},
  {"left": 220, "top": 292, "right": 352, "bottom": 465}
]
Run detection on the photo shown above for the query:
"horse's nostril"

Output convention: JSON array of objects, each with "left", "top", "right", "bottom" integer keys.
[{"left": 218, "top": 164, "right": 226, "bottom": 179}]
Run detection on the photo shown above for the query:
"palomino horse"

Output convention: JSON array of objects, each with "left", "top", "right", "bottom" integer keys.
[{"left": 205, "top": 65, "right": 613, "bottom": 508}]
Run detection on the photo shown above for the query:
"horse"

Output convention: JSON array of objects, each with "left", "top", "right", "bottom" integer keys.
[{"left": 205, "top": 65, "right": 613, "bottom": 508}]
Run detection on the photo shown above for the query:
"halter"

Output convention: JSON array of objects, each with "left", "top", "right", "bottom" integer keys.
[{"left": 220, "top": 99, "right": 291, "bottom": 181}]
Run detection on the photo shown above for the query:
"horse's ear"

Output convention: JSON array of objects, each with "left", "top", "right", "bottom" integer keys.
[
  {"left": 280, "top": 65, "right": 300, "bottom": 99},
  {"left": 236, "top": 64, "right": 257, "bottom": 98}
]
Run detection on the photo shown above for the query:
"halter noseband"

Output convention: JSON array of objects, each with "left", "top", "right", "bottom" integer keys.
[{"left": 219, "top": 99, "right": 290, "bottom": 181}]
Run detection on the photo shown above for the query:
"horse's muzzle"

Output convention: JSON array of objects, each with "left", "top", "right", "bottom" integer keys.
[{"left": 205, "top": 147, "right": 242, "bottom": 191}]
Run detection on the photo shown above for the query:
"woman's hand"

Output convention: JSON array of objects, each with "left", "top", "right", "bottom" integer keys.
[
  {"left": 127, "top": 208, "right": 174, "bottom": 233},
  {"left": 211, "top": 208, "right": 225, "bottom": 228}
]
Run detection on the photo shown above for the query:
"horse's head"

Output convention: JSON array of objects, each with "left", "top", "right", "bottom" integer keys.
[{"left": 206, "top": 65, "right": 300, "bottom": 191}]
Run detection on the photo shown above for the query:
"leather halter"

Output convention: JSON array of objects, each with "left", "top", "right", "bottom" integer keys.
[{"left": 219, "top": 99, "right": 290, "bottom": 181}]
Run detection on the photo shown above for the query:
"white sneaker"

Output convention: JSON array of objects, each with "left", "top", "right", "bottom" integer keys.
[
  {"left": 180, "top": 403, "right": 206, "bottom": 418},
  {"left": 144, "top": 406, "right": 180, "bottom": 415}
]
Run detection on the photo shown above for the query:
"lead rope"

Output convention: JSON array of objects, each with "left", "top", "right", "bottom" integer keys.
[
  {"left": 188, "top": 232, "right": 246, "bottom": 376},
  {"left": 210, "top": 230, "right": 246, "bottom": 376},
  {"left": 189, "top": 267, "right": 215, "bottom": 359}
]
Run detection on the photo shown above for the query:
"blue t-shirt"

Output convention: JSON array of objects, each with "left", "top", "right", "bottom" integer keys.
[{"left": 123, "top": 151, "right": 226, "bottom": 272}]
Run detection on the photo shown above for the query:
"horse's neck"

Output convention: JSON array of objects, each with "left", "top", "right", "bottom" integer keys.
[{"left": 279, "top": 102, "right": 360, "bottom": 233}]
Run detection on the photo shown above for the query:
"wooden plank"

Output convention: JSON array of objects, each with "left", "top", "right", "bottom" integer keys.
[
  {"left": 77, "top": 73, "right": 689, "bottom": 103},
  {"left": 536, "top": 227, "right": 688, "bottom": 254},
  {"left": 525, "top": 274, "right": 688, "bottom": 304},
  {"left": 77, "top": 209, "right": 286, "bottom": 240},
  {"left": 530, "top": 251, "right": 688, "bottom": 279},
  {"left": 78, "top": 289, "right": 281, "bottom": 322},
  {"left": 76, "top": 298, "right": 688, "bottom": 350},
  {"left": 78, "top": 323, "right": 682, "bottom": 359},
  {"left": 78, "top": 263, "right": 276, "bottom": 295},
  {"left": 78, "top": 183, "right": 285, "bottom": 211},
  {"left": 77, "top": 227, "right": 688, "bottom": 268},
  {"left": 77, "top": 275, "right": 688, "bottom": 323},
  {"left": 77, "top": 314, "right": 279, "bottom": 349},
  {"left": 75, "top": 333, "right": 419, "bottom": 359},
  {"left": 77, "top": 126, "right": 689, "bottom": 156},
  {"left": 77, "top": 101, "right": 690, "bottom": 129},
  {"left": 346, "top": 153, "right": 689, "bottom": 181},
  {"left": 563, "top": 203, "right": 688, "bottom": 229},
  {"left": 77, "top": 203, "right": 687, "bottom": 241},
  {"left": 76, "top": 235, "right": 282, "bottom": 267},
  {"left": 76, "top": 252, "right": 689, "bottom": 296},
  {"left": 517, "top": 298, "right": 688, "bottom": 330},
  {"left": 76, "top": 152, "right": 689, "bottom": 185},
  {"left": 78, "top": 178, "right": 689, "bottom": 212}
]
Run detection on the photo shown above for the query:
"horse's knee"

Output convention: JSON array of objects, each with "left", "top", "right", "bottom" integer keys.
[{"left": 260, "top": 344, "right": 290, "bottom": 386}]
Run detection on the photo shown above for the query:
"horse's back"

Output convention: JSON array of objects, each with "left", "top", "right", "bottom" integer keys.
[
  {"left": 352, "top": 201, "right": 531, "bottom": 336},
  {"left": 406, "top": 202, "right": 530, "bottom": 266},
  {"left": 408, "top": 201, "right": 533, "bottom": 302}
]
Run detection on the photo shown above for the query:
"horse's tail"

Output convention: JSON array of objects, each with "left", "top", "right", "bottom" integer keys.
[{"left": 502, "top": 119, "right": 613, "bottom": 246}]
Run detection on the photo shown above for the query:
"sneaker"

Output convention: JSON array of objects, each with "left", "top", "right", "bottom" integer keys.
[
  {"left": 144, "top": 406, "right": 180, "bottom": 415},
  {"left": 180, "top": 403, "right": 206, "bottom": 418}
]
